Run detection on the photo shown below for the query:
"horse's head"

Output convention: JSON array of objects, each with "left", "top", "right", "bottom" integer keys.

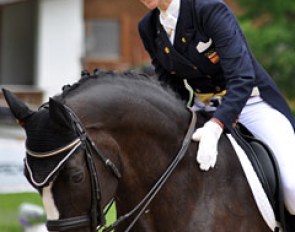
[
  {"left": 2, "top": 70, "right": 198, "bottom": 232},
  {"left": 3, "top": 89, "right": 119, "bottom": 232}
]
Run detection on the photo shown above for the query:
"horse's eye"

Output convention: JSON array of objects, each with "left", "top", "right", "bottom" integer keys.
[{"left": 71, "top": 171, "right": 84, "bottom": 183}]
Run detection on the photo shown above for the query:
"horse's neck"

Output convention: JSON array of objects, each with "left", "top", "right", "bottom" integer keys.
[
  {"left": 65, "top": 90, "right": 193, "bottom": 206},
  {"left": 79, "top": 100, "right": 269, "bottom": 231}
]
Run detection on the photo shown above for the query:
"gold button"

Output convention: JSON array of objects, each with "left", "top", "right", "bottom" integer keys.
[
  {"left": 164, "top": 47, "right": 170, "bottom": 54},
  {"left": 215, "top": 86, "right": 221, "bottom": 92},
  {"left": 192, "top": 65, "right": 197, "bottom": 70},
  {"left": 170, "top": 71, "right": 176, "bottom": 75},
  {"left": 181, "top": 37, "right": 187, "bottom": 43}
]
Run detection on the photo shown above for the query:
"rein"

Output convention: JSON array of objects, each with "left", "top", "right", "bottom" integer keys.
[{"left": 102, "top": 111, "right": 197, "bottom": 232}]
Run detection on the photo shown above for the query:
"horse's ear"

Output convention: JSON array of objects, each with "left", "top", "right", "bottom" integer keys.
[
  {"left": 49, "top": 98, "right": 73, "bottom": 130},
  {"left": 2, "top": 88, "right": 34, "bottom": 127}
]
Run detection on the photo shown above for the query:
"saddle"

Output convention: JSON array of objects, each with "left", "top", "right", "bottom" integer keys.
[{"left": 231, "top": 123, "right": 288, "bottom": 231}]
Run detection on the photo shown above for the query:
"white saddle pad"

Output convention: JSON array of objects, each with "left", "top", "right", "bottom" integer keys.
[{"left": 226, "top": 134, "right": 282, "bottom": 232}]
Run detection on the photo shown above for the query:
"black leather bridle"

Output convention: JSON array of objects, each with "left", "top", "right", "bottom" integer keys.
[
  {"left": 25, "top": 104, "right": 122, "bottom": 232},
  {"left": 46, "top": 105, "right": 122, "bottom": 232},
  {"left": 26, "top": 103, "right": 196, "bottom": 232}
]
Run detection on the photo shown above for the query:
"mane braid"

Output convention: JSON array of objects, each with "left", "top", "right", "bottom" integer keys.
[
  {"left": 55, "top": 68, "right": 157, "bottom": 101},
  {"left": 52, "top": 68, "right": 185, "bottom": 116}
]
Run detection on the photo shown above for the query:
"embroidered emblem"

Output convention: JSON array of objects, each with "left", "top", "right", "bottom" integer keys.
[
  {"left": 205, "top": 50, "right": 220, "bottom": 64},
  {"left": 196, "top": 38, "right": 220, "bottom": 64}
]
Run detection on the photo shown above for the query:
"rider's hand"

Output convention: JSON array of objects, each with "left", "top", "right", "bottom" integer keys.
[{"left": 192, "top": 118, "right": 223, "bottom": 171}]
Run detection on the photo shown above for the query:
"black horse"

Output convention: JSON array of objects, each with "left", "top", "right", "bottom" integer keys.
[{"left": 3, "top": 70, "right": 271, "bottom": 232}]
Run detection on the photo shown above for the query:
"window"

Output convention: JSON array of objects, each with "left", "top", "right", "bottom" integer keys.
[
  {"left": 0, "top": 1, "right": 36, "bottom": 85},
  {"left": 85, "top": 20, "right": 120, "bottom": 60}
]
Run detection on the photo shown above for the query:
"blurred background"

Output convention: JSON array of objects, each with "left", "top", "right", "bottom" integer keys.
[{"left": 0, "top": 0, "right": 294, "bottom": 231}]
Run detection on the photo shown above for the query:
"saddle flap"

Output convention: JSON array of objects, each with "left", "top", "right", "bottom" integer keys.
[{"left": 231, "top": 123, "right": 285, "bottom": 224}]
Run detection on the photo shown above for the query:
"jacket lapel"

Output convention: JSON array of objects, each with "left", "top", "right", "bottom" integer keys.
[
  {"left": 154, "top": 0, "right": 202, "bottom": 76},
  {"left": 155, "top": 22, "right": 195, "bottom": 70},
  {"left": 173, "top": 0, "right": 196, "bottom": 53}
]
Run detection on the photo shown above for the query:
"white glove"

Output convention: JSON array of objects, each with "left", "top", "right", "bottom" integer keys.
[{"left": 192, "top": 120, "right": 223, "bottom": 171}]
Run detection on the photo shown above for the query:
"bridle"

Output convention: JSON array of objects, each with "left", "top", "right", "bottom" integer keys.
[
  {"left": 25, "top": 103, "right": 196, "bottom": 232},
  {"left": 46, "top": 104, "right": 122, "bottom": 231},
  {"left": 25, "top": 104, "right": 122, "bottom": 232}
]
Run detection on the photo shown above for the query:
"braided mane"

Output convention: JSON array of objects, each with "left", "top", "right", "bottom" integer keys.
[{"left": 57, "top": 68, "right": 153, "bottom": 101}]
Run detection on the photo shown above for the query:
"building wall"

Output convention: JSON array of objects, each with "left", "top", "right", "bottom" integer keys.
[
  {"left": 0, "top": 0, "right": 241, "bottom": 105},
  {"left": 83, "top": 0, "right": 149, "bottom": 71},
  {"left": 36, "top": 0, "right": 84, "bottom": 100},
  {"left": 83, "top": 0, "right": 240, "bottom": 72}
]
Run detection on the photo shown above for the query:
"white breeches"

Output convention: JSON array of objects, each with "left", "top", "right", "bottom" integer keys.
[{"left": 239, "top": 96, "right": 295, "bottom": 215}]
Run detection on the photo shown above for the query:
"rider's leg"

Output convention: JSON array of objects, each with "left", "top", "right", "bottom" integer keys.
[{"left": 239, "top": 97, "right": 295, "bottom": 215}]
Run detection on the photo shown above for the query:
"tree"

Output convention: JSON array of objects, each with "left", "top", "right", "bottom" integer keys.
[{"left": 234, "top": 0, "right": 295, "bottom": 98}]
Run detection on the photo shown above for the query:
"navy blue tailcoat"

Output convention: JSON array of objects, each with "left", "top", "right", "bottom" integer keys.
[{"left": 138, "top": 0, "right": 295, "bottom": 130}]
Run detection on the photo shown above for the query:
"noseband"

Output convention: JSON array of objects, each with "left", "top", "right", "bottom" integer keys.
[{"left": 26, "top": 103, "right": 196, "bottom": 232}]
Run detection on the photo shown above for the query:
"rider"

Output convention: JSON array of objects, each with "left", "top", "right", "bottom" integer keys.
[{"left": 137, "top": 0, "right": 295, "bottom": 223}]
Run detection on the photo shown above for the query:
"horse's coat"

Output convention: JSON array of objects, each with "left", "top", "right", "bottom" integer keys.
[{"left": 2, "top": 70, "right": 271, "bottom": 231}]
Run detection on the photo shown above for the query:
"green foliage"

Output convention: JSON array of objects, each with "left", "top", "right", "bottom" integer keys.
[
  {"left": 236, "top": 0, "right": 295, "bottom": 19},
  {"left": 0, "top": 193, "right": 42, "bottom": 232},
  {"left": 234, "top": 0, "right": 295, "bottom": 98},
  {"left": 0, "top": 193, "right": 117, "bottom": 232}
]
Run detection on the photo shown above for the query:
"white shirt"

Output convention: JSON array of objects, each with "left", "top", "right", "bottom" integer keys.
[{"left": 159, "top": 0, "right": 180, "bottom": 44}]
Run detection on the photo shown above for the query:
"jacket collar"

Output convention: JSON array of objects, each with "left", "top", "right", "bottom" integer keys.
[{"left": 155, "top": 0, "right": 196, "bottom": 50}]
